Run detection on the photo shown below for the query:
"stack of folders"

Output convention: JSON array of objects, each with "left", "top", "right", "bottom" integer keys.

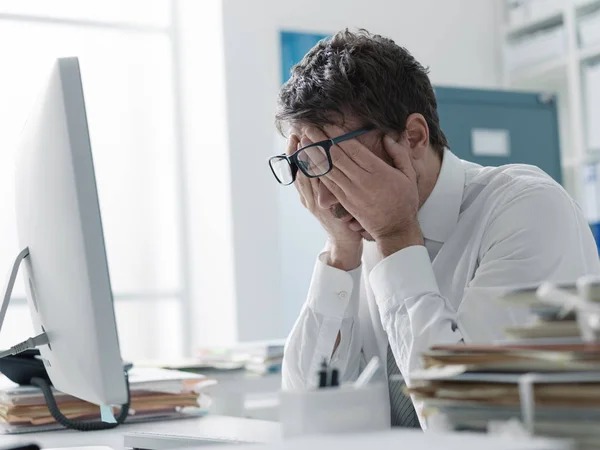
[
  {"left": 244, "top": 343, "right": 284, "bottom": 375},
  {"left": 195, "top": 340, "right": 285, "bottom": 375},
  {"left": 505, "top": 0, "right": 564, "bottom": 29},
  {"left": 500, "top": 285, "right": 583, "bottom": 342},
  {"left": 579, "top": 7, "right": 600, "bottom": 50},
  {"left": 0, "top": 368, "right": 216, "bottom": 434},
  {"left": 408, "top": 288, "right": 600, "bottom": 449},
  {"left": 505, "top": 25, "right": 567, "bottom": 73}
]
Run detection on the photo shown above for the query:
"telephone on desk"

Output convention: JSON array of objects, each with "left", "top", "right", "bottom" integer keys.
[{"left": 0, "top": 349, "right": 49, "bottom": 386}]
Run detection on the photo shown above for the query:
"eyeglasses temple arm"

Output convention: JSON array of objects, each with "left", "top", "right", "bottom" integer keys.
[{"left": 330, "top": 126, "right": 375, "bottom": 145}]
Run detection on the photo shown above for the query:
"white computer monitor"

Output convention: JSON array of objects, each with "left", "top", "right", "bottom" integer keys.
[{"left": 11, "top": 57, "right": 127, "bottom": 406}]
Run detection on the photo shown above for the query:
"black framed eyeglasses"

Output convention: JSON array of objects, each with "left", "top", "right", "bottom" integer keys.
[{"left": 268, "top": 126, "right": 375, "bottom": 185}]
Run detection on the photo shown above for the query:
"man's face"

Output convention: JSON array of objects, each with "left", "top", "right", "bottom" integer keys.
[{"left": 289, "top": 120, "right": 395, "bottom": 242}]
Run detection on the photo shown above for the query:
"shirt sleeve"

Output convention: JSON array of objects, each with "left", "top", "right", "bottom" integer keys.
[
  {"left": 282, "top": 251, "right": 363, "bottom": 390},
  {"left": 369, "top": 182, "right": 600, "bottom": 388},
  {"left": 369, "top": 245, "right": 458, "bottom": 383}
]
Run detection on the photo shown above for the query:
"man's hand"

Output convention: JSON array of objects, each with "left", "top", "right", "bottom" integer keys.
[
  {"left": 305, "top": 126, "right": 424, "bottom": 258},
  {"left": 287, "top": 134, "right": 363, "bottom": 271}
]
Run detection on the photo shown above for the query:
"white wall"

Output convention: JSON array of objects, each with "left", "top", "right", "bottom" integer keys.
[
  {"left": 221, "top": 0, "right": 504, "bottom": 340},
  {"left": 177, "top": 0, "right": 239, "bottom": 347}
]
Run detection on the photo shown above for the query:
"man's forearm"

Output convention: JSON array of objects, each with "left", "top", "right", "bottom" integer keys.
[
  {"left": 326, "top": 244, "right": 359, "bottom": 360},
  {"left": 369, "top": 245, "right": 461, "bottom": 381},
  {"left": 283, "top": 251, "right": 363, "bottom": 389}
]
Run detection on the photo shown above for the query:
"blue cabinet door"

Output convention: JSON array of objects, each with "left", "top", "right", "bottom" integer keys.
[
  {"left": 435, "top": 87, "right": 562, "bottom": 184},
  {"left": 280, "top": 31, "right": 329, "bottom": 84}
]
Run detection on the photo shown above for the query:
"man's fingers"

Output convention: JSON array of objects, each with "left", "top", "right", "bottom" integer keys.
[
  {"left": 286, "top": 134, "right": 300, "bottom": 156},
  {"left": 305, "top": 126, "right": 366, "bottom": 181},
  {"left": 300, "top": 135, "right": 313, "bottom": 148},
  {"left": 288, "top": 134, "right": 312, "bottom": 207},
  {"left": 302, "top": 128, "right": 354, "bottom": 189},
  {"left": 323, "top": 124, "right": 384, "bottom": 173},
  {"left": 320, "top": 175, "right": 359, "bottom": 222},
  {"left": 295, "top": 171, "right": 314, "bottom": 209},
  {"left": 298, "top": 135, "right": 329, "bottom": 176},
  {"left": 294, "top": 136, "right": 314, "bottom": 207},
  {"left": 383, "top": 134, "right": 416, "bottom": 181},
  {"left": 328, "top": 145, "right": 370, "bottom": 180},
  {"left": 308, "top": 177, "right": 321, "bottom": 205},
  {"left": 319, "top": 174, "right": 347, "bottom": 204},
  {"left": 304, "top": 126, "right": 327, "bottom": 143}
]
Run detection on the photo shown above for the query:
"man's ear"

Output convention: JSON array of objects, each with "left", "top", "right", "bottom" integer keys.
[{"left": 405, "top": 113, "right": 429, "bottom": 159}]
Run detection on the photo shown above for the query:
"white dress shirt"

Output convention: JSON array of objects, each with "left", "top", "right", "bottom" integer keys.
[{"left": 281, "top": 149, "right": 600, "bottom": 425}]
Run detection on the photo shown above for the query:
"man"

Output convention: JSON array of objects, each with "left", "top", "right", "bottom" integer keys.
[{"left": 269, "top": 29, "right": 600, "bottom": 428}]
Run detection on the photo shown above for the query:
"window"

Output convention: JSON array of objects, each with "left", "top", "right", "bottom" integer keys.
[{"left": 0, "top": 1, "right": 188, "bottom": 361}]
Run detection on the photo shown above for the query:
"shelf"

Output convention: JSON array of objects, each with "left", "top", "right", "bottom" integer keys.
[
  {"left": 505, "top": 9, "right": 564, "bottom": 40},
  {"left": 575, "top": 0, "right": 600, "bottom": 18},
  {"left": 507, "top": 57, "right": 568, "bottom": 86},
  {"left": 580, "top": 45, "right": 600, "bottom": 64}
]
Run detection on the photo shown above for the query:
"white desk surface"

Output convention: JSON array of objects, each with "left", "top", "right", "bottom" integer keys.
[
  {"left": 1, "top": 415, "right": 281, "bottom": 449},
  {"left": 2, "top": 417, "right": 574, "bottom": 450},
  {"left": 207, "top": 429, "right": 573, "bottom": 450}
]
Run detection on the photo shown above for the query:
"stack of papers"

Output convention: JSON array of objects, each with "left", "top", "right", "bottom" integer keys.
[
  {"left": 410, "top": 344, "right": 600, "bottom": 437},
  {"left": 0, "top": 368, "right": 216, "bottom": 434},
  {"left": 499, "top": 285, "right": 582, "bottom": 342},
  {"left": 195, "top": 340, "right": 285, "bottom": 375},
  {"left": 244, "top": 343, "right": 284, "bottom": 375},
  {"left": 408, "top": 285, "right": 600, "bottom": 447}
]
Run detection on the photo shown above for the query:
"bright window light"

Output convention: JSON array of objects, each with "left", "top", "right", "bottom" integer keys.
[{"left": 0, "top": 5, "right": 183, "bottom": 360}]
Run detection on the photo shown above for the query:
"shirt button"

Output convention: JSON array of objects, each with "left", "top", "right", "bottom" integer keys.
[{"left": 338, "top": 291, "right": 348, "bottom": 300}]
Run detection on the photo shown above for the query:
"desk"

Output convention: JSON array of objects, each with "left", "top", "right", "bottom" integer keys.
[
  {"left": 2, "top": 416, "right": 573, "bottom": 450},
  {"left": 202, "top": 370, "right": 281, "bottom": 420},
  {"left": 206, "top": 429, "right": 573, "bottom": 450},
  {"left": 1, "top": 415, "right": 281, "bottom": 449}
]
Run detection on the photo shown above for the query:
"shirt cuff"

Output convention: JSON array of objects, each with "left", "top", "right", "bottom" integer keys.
[
  {"left": 307, "top": 251, "right": 361, "bottom": 319},
  {"left": 369, "top": 245, "right": 439, "bottom": 312}
]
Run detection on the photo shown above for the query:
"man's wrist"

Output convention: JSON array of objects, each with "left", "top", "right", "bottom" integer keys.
[
  {"left": 376, "top": 225, "right": 424, "bottom": 258},
  {"left": 327, "top": 241, "right": 362, "bottom": 271}
]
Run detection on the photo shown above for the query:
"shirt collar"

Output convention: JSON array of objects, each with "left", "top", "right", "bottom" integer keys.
[{"left": 417, "top": 149, "right": 465, "bottom": 243}]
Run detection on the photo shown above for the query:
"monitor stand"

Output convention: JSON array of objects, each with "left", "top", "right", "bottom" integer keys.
[
  {"left": 0, "top": 247, "right": 131, "bottom": 431},
  {"left": 0, "top": 247, "right": 30, "bottom": 334}
]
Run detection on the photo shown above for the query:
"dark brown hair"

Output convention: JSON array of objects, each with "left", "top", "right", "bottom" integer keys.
[{"left": 276, "top": 29, "right": 448, "bottom": 153}]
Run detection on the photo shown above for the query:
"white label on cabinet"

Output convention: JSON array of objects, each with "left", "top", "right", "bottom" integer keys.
[{"left": 471, "top": 128, "right": 511, "bottom": 157}]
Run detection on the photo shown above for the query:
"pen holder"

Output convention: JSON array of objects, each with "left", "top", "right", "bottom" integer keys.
[{"left": 279, "top": 382, "right": 390, "bottom": 438}]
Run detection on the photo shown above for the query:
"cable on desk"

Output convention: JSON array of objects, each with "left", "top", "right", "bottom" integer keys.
[
  {"left": 30, "top": 370, "right": 131, "bottom": 431},
  {"left": 0, "top": 333, "right": 49, "bottom": 358}
]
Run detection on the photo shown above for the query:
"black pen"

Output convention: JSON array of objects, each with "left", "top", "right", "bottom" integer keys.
[
  {"left": 330, "top": 368, "right": 339, "bottom": 387},
  {"left": 318, "top": 359, "right": 328, "bottom": 388}
]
